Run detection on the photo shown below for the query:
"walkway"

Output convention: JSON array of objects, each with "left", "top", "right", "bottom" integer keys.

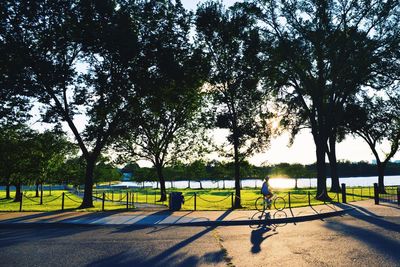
[{"left": 0, "top": 202, "right": 353, "bottom": 226}]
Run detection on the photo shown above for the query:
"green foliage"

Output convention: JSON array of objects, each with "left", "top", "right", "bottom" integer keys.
[
  {"left": 0, "top": 190, "right": 126, "bottom": 211},
  {"left": 196, "top": 1, "right": 271, "bottom": 161},
  {"left": 0, "top": 124, "right": 77, "bottom": 187},
  {"left": 251, "top": 0, "right": 400, "bottom": 197},
  {"left": 94, "top": 158, "right": 122, "bottom": 184},
  {"left": 0, "top": 124, "right": 36, "bottom": 186},
  {"left": 114, "top": 0, "right": 210, "bottom": 200}
]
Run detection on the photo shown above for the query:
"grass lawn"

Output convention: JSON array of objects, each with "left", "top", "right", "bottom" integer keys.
[
  {"left": 0, "top": 186, "right": 374, "bottom": 212},
  {"left": 95, "top": 186, "right": 374, "bottom": 211},
  {"left": 0, "top": 190, "right": 127, "bottom": 212}
]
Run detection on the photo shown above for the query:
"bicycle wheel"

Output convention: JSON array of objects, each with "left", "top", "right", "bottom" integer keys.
[
  {"left": 273, "top": 196, "right": 286, "bottom": 211},
  {"left": 255, "top": 197, "right": 266, "bottom": 212},
  {"left": 273, "top": 210, "right": 287, "bottom": 227},
  {"left": 250, "top": 211, "right": 266, "bottom": 229}
]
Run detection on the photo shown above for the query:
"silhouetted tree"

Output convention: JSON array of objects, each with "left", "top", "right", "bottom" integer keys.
[
  {"left": 0, "top": 124, "right": 38, "bottom": 201},
  {"left": 252, "top": 0, "right": 400, "bottom": 200},
  {"left": 346, "top": 96, "right": 400, "bottom": 193},
  {"left": 7, "top": 0, "right": 139, "bottom": 208},
  {"left": 0, "top": 1, "right": 32, "bottom": 124},
  {"left": 196, "top": 1, "right": 271, "bottom": 208},
  {"left": 117, "top": 0, "right": 209, "bottom": 201}
]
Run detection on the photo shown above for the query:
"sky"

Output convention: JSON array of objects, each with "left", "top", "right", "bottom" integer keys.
[{"left": 30, "top": 0, "right": 400, "bottom": 167}]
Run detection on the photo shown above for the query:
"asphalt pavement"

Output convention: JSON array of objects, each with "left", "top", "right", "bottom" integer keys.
[
  {"left": 0, "top": 202, "right": 348, "bottom": 227},
  {"left": 0, "top": 200, "right": 399, "bottom": 267}
]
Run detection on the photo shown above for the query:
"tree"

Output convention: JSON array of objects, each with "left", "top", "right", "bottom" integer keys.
[
  {"left": 196, "top": 1, "right": 271, "bottom": 208},
  {"left": 0, "top": 1, "right": 32, "bottom": 124},
  {"left": 56, "top": 157, "right": 86, "bottom": 187},
  {"left": 8, "top": 0, "right": 139, "bottom": 208},
  {"left": 346, "top": 96, "right": 400, "bottom": 193},
  {"left": 117, "top": 0, "right": 209, "bottom": 201},
  {"left": 187, "top": 159, "right": 208, "bottom": 189},
  {"left": 0, "top": 124, "right": 38, "bottom": 201},
  {"left": 93, "top": 157, "right": 121, "bottom": 185},
  {"left": 30, "top": 128, "right": 76, "bottom": 196},
  {"left": 252, "top": 0, "right": 400, "bottom": 199}
]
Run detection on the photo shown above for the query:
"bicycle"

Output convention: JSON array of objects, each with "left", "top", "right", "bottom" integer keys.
[
  {"left": 250, "top": 195, "right": 287, "bottom": 229},
  {"left": 255, "top": 194, "right": 286, "bottom": 211}
]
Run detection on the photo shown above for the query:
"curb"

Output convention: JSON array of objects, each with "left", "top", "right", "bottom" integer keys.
[
  {"left": 0, "top": 208, "right": 354, "bottom": 228},
  {"left": 163, "top": 208, "right": 354, "bottom": 227}
]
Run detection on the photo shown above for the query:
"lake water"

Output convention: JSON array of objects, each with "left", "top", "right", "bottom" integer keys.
[{"left": 113, "top": 175, "right": 400, "bottom": 189}]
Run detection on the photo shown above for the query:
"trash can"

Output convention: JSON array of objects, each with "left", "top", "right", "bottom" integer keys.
[{"left": 169, "top": 192, "right": 184, "bottom": 211}]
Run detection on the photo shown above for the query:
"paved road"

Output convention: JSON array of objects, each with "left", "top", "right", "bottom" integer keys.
[
  {"left": 217, "top": 211, "right": 400, "bottom": 266},
  {"left": 1, "top": 201, "right": 399, "bottom": 267},
  {"left": 0, "top": 224, "right": 226, "bottom": 267}
]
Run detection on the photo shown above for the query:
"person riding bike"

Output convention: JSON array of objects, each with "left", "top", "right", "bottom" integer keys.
[{"left": 261, "top": 176, "right": 273, "bottom": 209}]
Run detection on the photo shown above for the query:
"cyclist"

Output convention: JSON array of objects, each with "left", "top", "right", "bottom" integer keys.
[{"left": 261, "top": 176, "right": 273, "bottom": 209}]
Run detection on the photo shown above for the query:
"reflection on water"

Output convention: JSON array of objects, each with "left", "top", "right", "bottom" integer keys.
[{"left": 113, "top": 175, "right": 400, "bottom": 189}]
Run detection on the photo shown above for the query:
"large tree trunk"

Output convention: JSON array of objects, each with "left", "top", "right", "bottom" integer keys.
[
  {"left": 377, "top": 162, "right": 387, "bottom": 194},
  {"left": 35, "top": 181, "right": 40, "bottom": 197},
  {"left": 79, "top": 158, "right": 96, "bottom": 209},
  {"left": 155, "top": 163, "right": 167, "bottom": 202},
  {"left": 327, "top": 135, "right": 341, "bottom": 192},
  {"left": 5, "top": 180, "right": 11, "bottom": 199},
  {"left": 233, "top": 137, "right": 241, "bottom": 209},
  {"left": 13, "top": 183, "right": 22, "bottom": 202},
  {"left": 314, "top": 134, "right": 329, "bottom": 200}
]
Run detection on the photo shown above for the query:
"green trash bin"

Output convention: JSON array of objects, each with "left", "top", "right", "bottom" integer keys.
[{"left": 169, "top": 192, "right": 184, "bottom": 211}]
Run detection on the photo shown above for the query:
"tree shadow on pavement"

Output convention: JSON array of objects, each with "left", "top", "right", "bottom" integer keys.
[
  {"left": 87, "top": 250, "right": 225, "bottom": 267},
  {"left": 0, "top": 211, "right": 67, "bottom": 223},
  {"left": 0, "top": 210, "right": 127, "bottom": 225},
  {"left": 111, "top": 210, "right": 197, "bottom": 233},
  {"left": 250, "top": 226, "right": 278, "bottom": 254},
  {"left": 325, "top": 202, "right": 400, "bottom": 263},
  {"left": 89, "top": 210, "right": 234, "bottom": 266},
  {"left": 334, "top": 202, "right": 400, "bottom": 232},
  {"left": 324, "top": 219, "right": 400, "bottom": 263},
  {"left": 379, "top": 203, "right": 400, "bottom": 210},
  {"left": 0, "top": 224, "right": 98, "bottom": 249}
]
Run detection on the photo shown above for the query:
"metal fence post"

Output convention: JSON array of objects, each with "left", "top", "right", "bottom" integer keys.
[
  {"left": 288, "top": 192, "right": 291, "bottom": 209},
  {"left": 373, "top": 183, "right": 379, "bottom": 205},
  {"left": 308, "top": 191, "right": 311, "bottom": 206},
  {"left": 146, "top": 190, "right": 148, "bottom": 203},
  {"left": 40, "top": 184, "right": 43, "bottom": 205},
  {"left": 397, "top": 186, "right": 400, "bottom": 206},
  {"left": 341, "top": 183, "right": 346, "bottom": 203},
  {"left": 102, "top": 192, "right": 105, "bottom": 211},
  {"left": 126, "top": 192, "right": 129, "bottom": 210},
  {"left": 194, "top": 193, "right": 197, "bottom": 211},
  {"left": 19, "top": 192, "right": 23, "bottom": 212},
  {"left": 231, "top": 192, "right": 234, "bottom": 209},
  {"left": 62, "top": 192, "right": 65, "bottom": 211}
]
